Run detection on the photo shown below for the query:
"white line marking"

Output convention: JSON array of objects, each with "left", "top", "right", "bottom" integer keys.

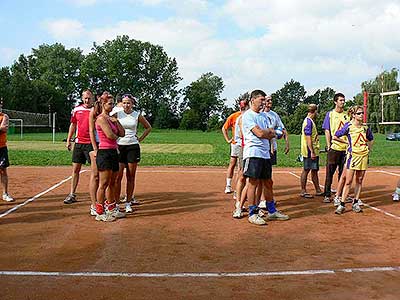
[
  {"left": 0, "top": 170, "right": 89, "bottom": 218},
  {"left": 0, "top": 266, "right": 399, "bottom": 278},
  {"left": 137, "top": 170, "right": 294, "bottom": 174},
  {"left": 288, "top": 172, "right": 400, "bottom": 221},
  {"left": 377, "top": 170, "right": 400, "bottom": 177},
  {"left": 288, "top": 171, "right": 324, "bottom": 189}
]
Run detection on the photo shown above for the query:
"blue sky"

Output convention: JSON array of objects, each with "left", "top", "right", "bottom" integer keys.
[{"left": 1, "top": 0, "right": 400, "bottom": 105}]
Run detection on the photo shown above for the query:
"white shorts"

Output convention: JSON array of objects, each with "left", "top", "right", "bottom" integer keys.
[{"left": 230, "top": 143, "right": 242, "bottom": 158}]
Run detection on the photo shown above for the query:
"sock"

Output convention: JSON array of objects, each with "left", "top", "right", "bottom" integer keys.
[
  {"left": 226, "top": 178, "right": 232, "bottom": 187},
  {"left": 352, "top": 199, "right": 359, "bottom": 205},
  {"left": 396, "top": 187, "right": 400, "bottom": 195},
  {"left": 105, "top": 200, "right": 116, "bottom": 211},
  {"left": 340, "top": 201, "right": 345, "bottom": 207},
  {"left": 96, "top": 203, "right": 104, "bottom": 215},
  {"left": 249, "top": 205, "right": 258, "bottom": 216},
  {"left": 267, "top": 201, "right": 277, "bottom": 214}
]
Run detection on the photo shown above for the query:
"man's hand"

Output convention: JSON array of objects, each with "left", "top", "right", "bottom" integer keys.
[{"left": 66, "top": 141, "right": 72, "bottom": 151}]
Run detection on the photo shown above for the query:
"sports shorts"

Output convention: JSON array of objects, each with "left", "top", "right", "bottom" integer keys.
[
  {"left": 72, "top": 143, "right": 93, "bottom": 164},
  {"left": 346, "top": 153, "right": 368, "bottom": 171},
  {"left": 327, "top": 149, "right": 346, "bottom": 167},
  {"left": 303, "top": 156, "right": 319, "bottom": 170},
  {"left": 96, "top": 149, "right": 119, "bottom": 171},
  {"left": 0, "top": 146, "right": 10, "bottom": 169},
  {"left": 230, "top": 143, "right": 242, "bottom": 157},
  {"left": 243, "top": 157, "right": 272, "bottom": 179},
  {"left": 118, "top": 144, "right": 141, "bottom": 164}
]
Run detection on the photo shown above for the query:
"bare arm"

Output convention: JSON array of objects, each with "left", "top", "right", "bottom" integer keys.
[
  {"left": 97, "top": 116, "right": 119, "bottom": 140},
  {"left": 66, "top": 122, "right": 77, "bottom": 151},
  {"left": 305, "top": 135, "right": 316, "bottom": 160},
  {"left": 0, "top": 114, "right": 9, "bottom": 132},
  {"left": 251, "top": 125, "right": 275, "bottom": 139},
  {"left": 89, "top": 110, "right": 98, "bottom": 151},
  {"left": 324, "top": 129, "right": 331, "bottom": 150},
  {"left": 110, "top": 116, "right": 125, "bottom": 138},
  {"left": 138, "top": 115, "right": 152, "bottom": 142},
  {"left": 221, "top": 127, "right": 232, "bottom": 144},
  {"left": 283, "top": 129, "right": 290, "bottom": 154},
  {"left": 367, "top": 140, "right": 374, "bottom": 151}
]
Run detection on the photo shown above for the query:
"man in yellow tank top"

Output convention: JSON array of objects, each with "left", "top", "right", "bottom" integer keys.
[
  {"left": 300, "top": 104, "right": 323, "bottom": 198},
  {"left": 0, "top": 100, "right": 14, "bottom": 202},
  {"left": 321, "top": 93, "right": 349, "bottom": 203}
]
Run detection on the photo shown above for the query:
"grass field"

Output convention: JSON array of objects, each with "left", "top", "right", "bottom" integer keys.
[{"left": 6, "top": 129, "right": 400, "bottom": 166}]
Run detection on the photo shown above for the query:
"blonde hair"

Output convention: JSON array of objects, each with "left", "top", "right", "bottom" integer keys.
[{"left": 308, "top": 104, "right": 318, "bottom": 113}]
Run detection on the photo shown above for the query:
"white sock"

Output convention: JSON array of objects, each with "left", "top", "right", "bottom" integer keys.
[{"left": 226, "top": 178, "right": 232, "bottom": 186}]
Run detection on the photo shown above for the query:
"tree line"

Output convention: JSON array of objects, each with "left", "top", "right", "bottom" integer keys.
[{"left": 0, "top": 35, "right": 398, "bottom": 132}]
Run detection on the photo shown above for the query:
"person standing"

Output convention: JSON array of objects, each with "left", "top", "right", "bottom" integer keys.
[
  {"left": 322, "top": 93, "right": 349, "bottom": 203},
  {"left": 115, "top": 94, "right": 152, "bottom": 213},
  {"left": 334, "top": 106, "right": 374, "bottom": 214},
  {"left": 300, "top": 104, "right": 323, "bottom": 198},
  {"left": 0, "top": 100, "right": 14, "bottom": 202},
  {"left": 64, "top": 90, "right": 94, "bottom": 204},
  {"left": 222, "top": 109, "right": 242, "bottom": 194}
]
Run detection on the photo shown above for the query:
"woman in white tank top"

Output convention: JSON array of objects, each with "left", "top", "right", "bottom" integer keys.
[{"left": 115, "top": 94, "right": 152, "bottom": 213}]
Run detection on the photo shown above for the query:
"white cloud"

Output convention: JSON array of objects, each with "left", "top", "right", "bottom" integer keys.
[{"left": 43, "top": 19, "right": 85, "bottom": 40}]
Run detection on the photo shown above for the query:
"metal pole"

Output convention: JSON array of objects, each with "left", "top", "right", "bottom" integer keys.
[
  {"left": 52, "top": 112, "right": 56, "bottom": 144},
  {"left": 363, "top": 91, "right": 368, "bottom": 123}
]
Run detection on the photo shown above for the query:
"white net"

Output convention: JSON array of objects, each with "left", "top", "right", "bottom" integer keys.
[{"left": 2, "top": 109, "right": 51, "bottom": 127}]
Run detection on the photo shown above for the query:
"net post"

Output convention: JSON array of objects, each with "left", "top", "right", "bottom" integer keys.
[
  {"left": 363, "top": 91, "right": 368, "bottom": 123},
  {"left": 52, "top": 112, "right": 56, "bottom": 144}
]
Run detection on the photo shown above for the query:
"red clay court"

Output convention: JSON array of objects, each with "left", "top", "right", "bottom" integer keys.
[{"left": 1, "top": 166, "right": 399, "bottom": 300}]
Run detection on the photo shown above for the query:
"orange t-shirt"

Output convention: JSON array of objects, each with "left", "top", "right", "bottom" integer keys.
[
  {"left": 0, "top": 113, "right": 7, "bottom": 148},
  {"left": 223, "top": 111, "right": 241, "bottom": 144}
]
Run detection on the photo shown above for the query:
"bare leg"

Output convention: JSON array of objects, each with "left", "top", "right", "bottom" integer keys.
[
  {"left": 311, "top": 170, "right": 322, "bottom": 193},
  {"left": 126, "top": 162, "right": 138, "bottom": 202},
  {"left": 0, "top": 168, "right": 8, "bottom": 194},
  {"left": 70, "top": 163, "right": 82, "bottom": 194},
  {"left": 353, "top": 170, "right": 365, "bottom": 200},
  {"left": 89, "top": 152, "right": 98, "bottom": 208},
  {"left": 300, "top": 169, "right": 310, "bottom": 194}
]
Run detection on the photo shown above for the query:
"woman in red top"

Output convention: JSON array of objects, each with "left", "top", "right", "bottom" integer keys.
[{"left": 93, "top": 93, "right": 125, "bottom": 222}]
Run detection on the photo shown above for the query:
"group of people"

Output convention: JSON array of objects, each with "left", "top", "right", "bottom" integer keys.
[
  {"left": 64, "top": 90, "right": 151, "bottom": 222},
  {"left": 222, "top": 90, "right": 399, "bottom": 226}
]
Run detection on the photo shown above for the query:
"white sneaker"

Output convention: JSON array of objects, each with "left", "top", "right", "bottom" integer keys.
[
  {"left": 109, "top": 206, "right": 126, "bottom": 219},
  {"left": 125, "top": 202, "right": 133, "bottom": 213},
  {"left": 248, "top": 214, "right": 267, "bottom": 225},
  {"left": 90, "top": 206, "right": 98, "bottom": 216},
  {"left": 2, "top": 193, "right": 14, "bottom": 202},
  {"left": 267, "top": 210, "right": 289, "bottom": 221},
  {"left": 120, "top": 195, "right": 127, "bottom": 203},
  {"left": 131, "top": 196, "right": 140, "bottom": 205},
  {"left": 232, "top": 208, "right": 242, "bottom": 219},
  {"left": 333, "top": 196, "right": 341, "bottom": 207},
  {"left": 258, "top": 200, "right": 267, "bottom": 209},
  {"left": 224, "top": 186, "right": 233, "bottom": 194},
  {"left": 352, "top": 201, "right": 363, "bottom": 213},
  {"left": 95, "top": 212, "right": 116, "bottom": 222},
  {"left": 393, "top": 193, "right": 399, "bottom": 201},
  {"left": 335, "top": 205, "right": 345, "bottom": 215},
  {"left": 358, "top": 199, "right": 364, "bottom": 206}
]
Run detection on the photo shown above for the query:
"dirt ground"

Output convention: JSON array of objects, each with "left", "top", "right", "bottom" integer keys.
[{"left": 1, "top": 166, "right": 399, "bottom": 300}]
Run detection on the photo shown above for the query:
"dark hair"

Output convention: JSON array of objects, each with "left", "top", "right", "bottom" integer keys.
[
  {"left": 93, "top": 93, "right": 113, "bottom": 118},
  {"left": 122, "top": 93, "right": 137, "bottom": 105},
  {"left": 250, "top": 89, "right": 266, "bottom": 100},
  {"left": 334, "top": 92, "right": 345, "bottom": 102}
]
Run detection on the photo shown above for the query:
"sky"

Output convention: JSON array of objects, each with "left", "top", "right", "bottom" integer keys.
[{"left": 1, "top": 0, "right": 400, "bottom": 105}]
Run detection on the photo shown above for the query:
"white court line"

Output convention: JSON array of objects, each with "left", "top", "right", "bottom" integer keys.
[
  {"left": 137, "top": 169, "right": 292, "bottom": 174},
  {"left": 288, "top": 171, "right": 324, "bottom": 189},
  {"left": 0, "top": 170, "right": 89, "bottom": 219},
  {"left": 288, "top": 171, "right": 400, "bottom": 221},
  {"left": 377, "top": 170, "right": 400, "bottom": 177},
  {"left": 0, "top": 266, "right": 399, "bottom": 278}
]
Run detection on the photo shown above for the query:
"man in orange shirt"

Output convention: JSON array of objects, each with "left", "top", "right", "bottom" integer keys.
[
  {"left": 0, "top": 100, "right": 14, "bottom": 202},
  {"left": 222, "top": 109, "right": 242, "bottom": 194}
]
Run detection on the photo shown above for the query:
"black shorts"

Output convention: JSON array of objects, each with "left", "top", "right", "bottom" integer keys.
[
  {"left": 270, "top": 150, "right": 277, "bottom": 166},
  {"left": 72, "top": 143, "right": 93, "bottom": 164},
  {"left": 327, "top": 149, "right": 346, "bottom": 166},
  {"left": 96, "top": 149, "right": 119, "bottom": 171},
  {"left": 0, "top": 146, "right": 10, "bottom": 169},
  {"left": 243, "top": 157, "right": 272, "bottom": 179},
  {"left": 303, "top": 156, "right": 319, "bottom": 170},
  {"left": 118, "top": 144, "right": 141, "bottom": 164}
]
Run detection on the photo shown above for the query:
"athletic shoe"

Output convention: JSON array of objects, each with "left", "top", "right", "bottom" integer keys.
[
  {"left": 2, "top": 193, "right": 14, "bottom": 202},
  {"left": 125, "top": 202, "right": 133, "bottom": 214},
  {"left": 352, "top": 202, "right": 363, "bottom": 213},
  {"left": 131, "top": 196, "right": 140, "bottom": 205},
  {"left": 358, "top": 199, "right": 364, "bottom": 206},
  {"left": 90, "top": 206, "right": 98, "bottom": 216},
  {"left": 393, "top": 193, "right": 400, "bottom": 201},
  {"left": 248, "top": 214, "right": 267, "bottom": 225},
  {"left": 95, "top": 212, "right": 116, "bottom": 222},
  {"left": 335, "top": 205, "right": 345, "bottom": 215},
  {"left": 224, "top": 186, "right": 233, "bottom": 194},
  {"left": 267, "top": 210, "right": 290, "bottom": 221},
  {"left": 323, "top": 196, "right": 331, "bottom": 203},
  {"left": 333, "top": 196, "right": 341, "bottom": 207},
  {"left": 232, "top": 208, "right": 242, "bottom": 219},
  {"left": 120, "top": 195, "right": 127, "bottom": 203},
  {"left": 345, "top": 196, "right": 354, "bottom": 203},
  {"left": 63, "top": 193, "right": 77, "bottom": 204},
  {"left": 258, "top": 200, "right": 267, "bottom": 209},
  {"left": 110, "top": 206, "right": 126, "bottom": 219},
  {"left": 233, "top": 191, "right": 237, "bottom": 200}
]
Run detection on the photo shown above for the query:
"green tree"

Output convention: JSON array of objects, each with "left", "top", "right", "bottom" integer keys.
[
  {"left": 180, "top": 72, "right": 225, "bottom": 131},
  {"left": 271, "top": 79, "right": 306, "bottom": 116},
  {"left": 80, "top": 35, "right": 181, "bottom": 125},
  {"left": 0, "top": 67, "right": 12, "bottom": 106}
]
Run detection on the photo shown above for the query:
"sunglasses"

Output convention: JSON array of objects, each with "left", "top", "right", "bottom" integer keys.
[{"left": 355, "top": 112, "right": 364, "bottom": 115}]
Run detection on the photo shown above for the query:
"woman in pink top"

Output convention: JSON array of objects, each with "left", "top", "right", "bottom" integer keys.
[{"left": 93, "top": 93, "right": 125, "bottom": 222}]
